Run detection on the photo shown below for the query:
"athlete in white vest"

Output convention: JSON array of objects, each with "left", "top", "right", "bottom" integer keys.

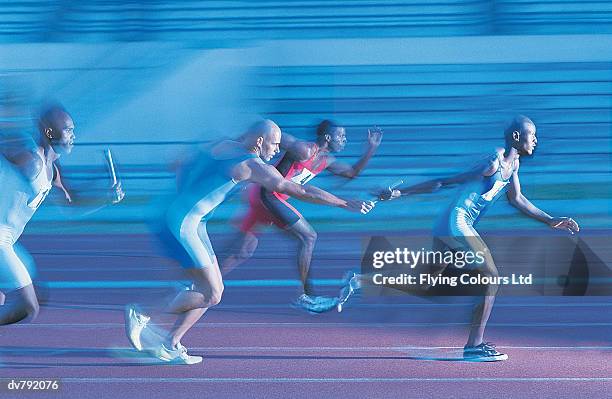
[
  {"left": 0, "top": 105, "right": 75, "bottom": 324},
  {"left": 0, "top": 105, "right": 123, "bottom": 325}
]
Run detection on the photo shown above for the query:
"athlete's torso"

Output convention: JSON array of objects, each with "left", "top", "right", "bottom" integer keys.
[
  {"left": 439, "top": 152, "right": 515, "bottom": 230},
  {"left": 273, "top": 144, "right": 329, "bottom": 200},
  {"left": 0, "top": 144, "right": 53, "bottom": 243},
  {"left": 167, "top": 143, "right": 257, "bottom": 229}
]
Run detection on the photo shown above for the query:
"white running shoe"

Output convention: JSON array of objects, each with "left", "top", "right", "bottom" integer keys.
[
  {"left": 124, "top": 304, "right": 150, "bottom": 351},
  {"left": 337, "top": 272, "right": 361, "bottom": 312},
  {"left": 156, "top": 342, "right": 203, "bottom": 365}
]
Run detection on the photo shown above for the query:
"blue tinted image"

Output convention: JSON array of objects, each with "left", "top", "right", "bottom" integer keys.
[{"left": 0, "top": 2, "right": 611, "bottom": 398}]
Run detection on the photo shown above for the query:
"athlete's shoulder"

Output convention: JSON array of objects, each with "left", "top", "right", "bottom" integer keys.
[
  {"left": 321, "top": 151, "right": 336, "bottom": 166},
  {"left": 513, "top": 157, "right": 521, "bottom": 171},
  {"left": 237, "top": 156, "right": 278, "bottom": 185},
  {"left": 234, "top": 154, "right": 264, "bottom": 175},
  {"left": 210, "top": 140, "right": 245, "bottom": 159},
  {"left": 304, "top": 141, "right": 319, "bottom": 157},
  {"left": 243, "top": 156, "right": 265, "bottom": 167},
  {"left": 493, "top": 147, "right": 519, "bottom": 172},
  {"left": 477, "top": 149, "right": 501, "bottom": 176},
  {"left": 287, "top": 140, "right": 317, "bottom": 161},
  {"left": 1, "top": 144, "right": 43, "bottom": 181}
]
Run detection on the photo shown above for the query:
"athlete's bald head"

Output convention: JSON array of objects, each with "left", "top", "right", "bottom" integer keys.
[
  {"left": 247, "top": 119, "right": 280, "bottom": 138},
  {"left": 504, "top": 115, "right": 537, "bottom": 155},
  {"left": 38, "top": 103, "right": 75, "bottom": 155},
  {"left": 243, "top": 119, "right": 281, "bottom": 161}
]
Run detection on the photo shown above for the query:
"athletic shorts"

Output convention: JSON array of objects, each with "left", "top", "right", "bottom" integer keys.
[
  {"left": 155, "top": 213, "right": 217, "bottom": 269},
  {"left": 0, "top": 226, "right": 34, "bottom": 291},
  {"left": 239, "top": 184, "right": 302, "bottom": 233},
  {"left": 432, "top": 207, "right": 491, "bottom": 267}
]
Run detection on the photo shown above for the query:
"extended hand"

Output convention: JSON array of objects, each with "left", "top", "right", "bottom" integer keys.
[
  {"left": 375, "top": 188, "right": 401, "bottom": 201},
  {"left": 367, "top": 126, "right": 383, "bottom": 148},
  {"left": 110, "top": 181, "right": 125, "bottom": 204},
  {"left": 345, "top": 200, "right": 376, "bottom": 214},
  {"left": 549, "top": 217, "right": 579, "bottom": 235}
]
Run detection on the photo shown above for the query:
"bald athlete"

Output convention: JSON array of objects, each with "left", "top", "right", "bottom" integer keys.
[
  {"left": 0, "top": 104, "right": 123, "bottom": 325},
  {"left": 340, "top": 115, "right": 579, "bottom": 361},
  {"left": 125, "top": 120, "right": 375, "bottom": 364}
]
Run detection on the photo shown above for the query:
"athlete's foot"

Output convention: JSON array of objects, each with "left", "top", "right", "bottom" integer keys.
[
  {"left": 337, "top": 271, "right": 362, "bottom": 312},
  {"left": 155, "top": 342, "right": 203, "bottom": 365},
  {"left": 463, "top": 342, "right": 508, "bottom": 362},
  {"left": 293, "top": 294, "right": 338, "bottom": 314},
  {"left": 124, "top": 304, "right": 151, "bottom": 351}
]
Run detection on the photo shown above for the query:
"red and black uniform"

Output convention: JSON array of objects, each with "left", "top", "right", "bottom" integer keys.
[{"left": 240, "top": 144, "right": 328, "bottom": 232}]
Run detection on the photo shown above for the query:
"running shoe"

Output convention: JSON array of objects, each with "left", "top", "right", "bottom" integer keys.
[
  {"left": 124, "top": 304, "right": 150, "bottom": 351},
  {"left": 156, "top": 342, "right": 203, "bottom": 365},
  {"left": 292, "top": 294, "right": 338, "bottom": 314},
  {"left": 463, "top": 342, "right": 508, "bottom": 361}
]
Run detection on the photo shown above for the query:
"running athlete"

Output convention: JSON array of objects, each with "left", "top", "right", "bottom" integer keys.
[
  {"left": 125, "top": 120, "right": 375, "bottom": 364},
  {"left": 0, "top": 104, "right": 123, "bottom": 325},
  {"left": 222, "top": 120, "right": 383, "bottom": 312},
  {"left": 340, "top": 115, "right": 579, "bottom": 361}
]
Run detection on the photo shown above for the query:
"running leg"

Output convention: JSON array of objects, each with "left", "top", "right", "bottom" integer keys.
[{"left": 285, "top": 218, "right": 318, "bottom": 295}]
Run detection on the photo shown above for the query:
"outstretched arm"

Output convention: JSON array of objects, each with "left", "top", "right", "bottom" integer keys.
[
  {"left": 506, "top": 161, "right": 579, "bottom": 234},
  {"left": 326, "top": 126, "right": 383, "bottom": 179},
  {"left": 247, "top": 159, "right": 374, "bottom": 214},
  {"left": 379, "top": 155, "right": 497, "bottom": 201}
]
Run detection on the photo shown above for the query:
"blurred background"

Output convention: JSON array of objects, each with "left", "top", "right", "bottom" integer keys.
[
  {"left": 0, "top": 5, "right": 610, "bottom": 390},
  {"left": 1, "top": 0, "right": 610, "bottom": 235}
]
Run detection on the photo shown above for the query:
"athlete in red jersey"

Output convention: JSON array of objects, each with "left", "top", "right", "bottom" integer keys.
[{"left": 222, "top": 120, "right": 383, "bottom": 312}]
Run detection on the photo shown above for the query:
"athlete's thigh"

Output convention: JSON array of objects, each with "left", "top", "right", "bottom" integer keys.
[
  {"left": 0, "top": 244, "right": 33, "bottom": 291},
  {"left": 260, "top": 189, "right": 302, "bottom": 229},
  {"left": 436, "top": 223, "right": 494, "bottom": 271},
  {"left": 174, "top": 221, "right": 216, "bottom": 269},
  {"left": 196, "top": 223, "right": 223, "bottom": 282},
  {"left": 433, "top": 210, "right": 494, "bottom": 269}
]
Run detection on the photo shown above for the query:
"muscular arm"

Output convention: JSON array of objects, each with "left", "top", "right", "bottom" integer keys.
[
  {"left": 437, "top": 156, "right": 497, "bottom": 188},
  {"left": 325, "top": 148, "right": 376, "bottom": 179},
  {"left": 505, "top": 162, "right": 553, "bottom": 224},
  {"left": 326, "top": 127, "right": 382, "bottom": 179},
  {"left": 393, "top": 155, "right": 497, "bottom": 198},
  {"left": 248, "top": 160, "right": 348, "bottom": 208}
]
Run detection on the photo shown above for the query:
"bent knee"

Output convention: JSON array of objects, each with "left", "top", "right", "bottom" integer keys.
[
  {"left": 208, "top": 286, "right": 224, "bottom": 307},
  {"left": 299, "top": 230, "right": 317, "bottom": 246},
  {"left": 198, "top": 282, "right": 224, "bottom": 307}
]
